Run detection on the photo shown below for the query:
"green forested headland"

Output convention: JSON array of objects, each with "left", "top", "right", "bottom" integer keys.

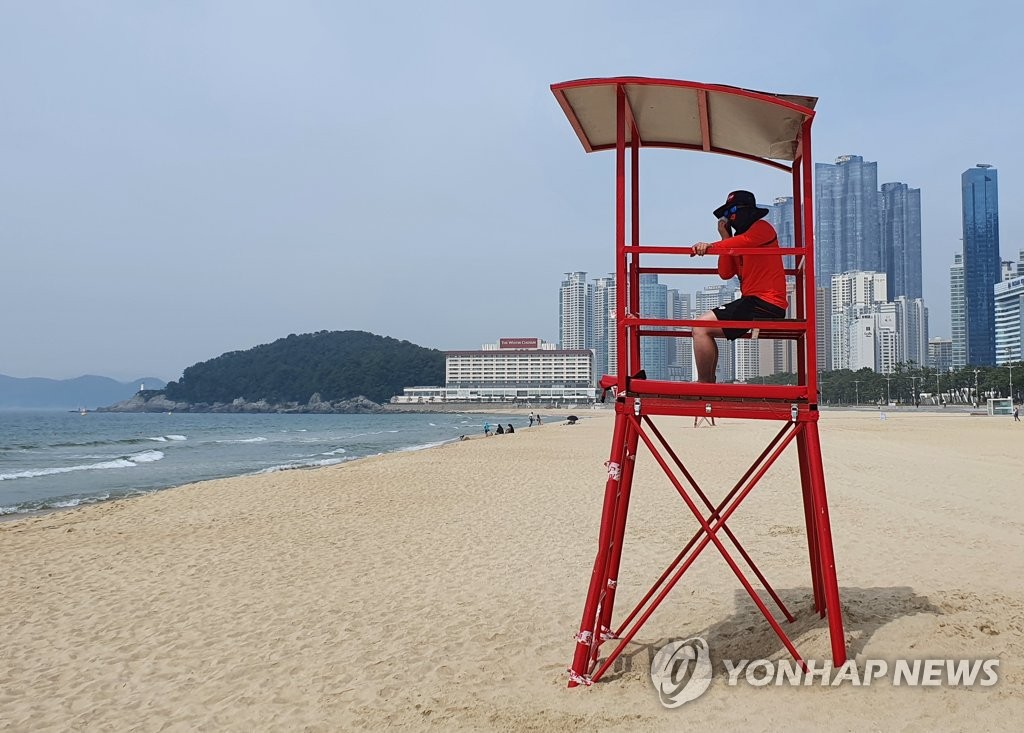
[{"left": 162, "top": 331, "right": 444, "bottom": 405}]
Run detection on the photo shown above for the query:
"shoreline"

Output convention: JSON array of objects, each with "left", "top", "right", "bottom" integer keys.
[{"left": 0, "top": 413, "right": 583, "bottom": 526}]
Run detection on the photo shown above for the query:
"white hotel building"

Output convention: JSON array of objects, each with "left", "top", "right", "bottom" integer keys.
[
  {"left": 995, "top": 275, "right": 1024, "bottom": 364},
  {"left": 392, "top": 337, "right": 596, "bottom": 404}
]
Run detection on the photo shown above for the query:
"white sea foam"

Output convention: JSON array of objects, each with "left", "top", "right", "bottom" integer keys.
[
  {"left": 321, "top": 448, "right": 348, "bottom": 456},
  {"left": 165, "top": 435, "right": 187, "bottom": 441},
  {"left": 252, "top": 456, "right": 353, "bottom": 475},
  {"left": 50, "top": 492, "right": 110, "bottom": 509},
  {"left": 397, "top": 440, "right": 449, "bottom": 452},
  {"left": 0, "top": 450, "right": 165, "bottom": 481},
  {"left": 216, "top": 437, "right": 268, "bottom": 444}
]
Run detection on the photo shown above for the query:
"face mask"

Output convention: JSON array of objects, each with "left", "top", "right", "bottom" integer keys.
[{"left": 730, "top": 207, "right": 758, "bottom": 235}]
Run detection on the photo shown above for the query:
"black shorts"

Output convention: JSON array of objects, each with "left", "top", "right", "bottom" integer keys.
[{"left": 712, "top": 296, "right": 786, "bottom": 340}]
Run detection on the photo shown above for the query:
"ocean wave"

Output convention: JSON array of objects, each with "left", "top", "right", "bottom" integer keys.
[
  {"left": 251, "top": 456, "right": 354, "bottom": 475},
  {"left": 397, "top": 440, "right": 452, "bottom": 452},
  {"left": 320, "top": 448, "right": 347, "bottom": 456},
  {"left": 216, "top": 437, "right": 268, "bottom": 444},
  {"left": 0, "top": 450, "right": 165, "bottom": 481}
]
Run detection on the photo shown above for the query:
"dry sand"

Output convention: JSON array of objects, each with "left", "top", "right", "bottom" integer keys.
[{"left": 2, "top": 409, "right": 1023, "bottom": 731}]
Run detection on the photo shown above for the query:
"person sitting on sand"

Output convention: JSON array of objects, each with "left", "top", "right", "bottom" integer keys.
[
  {"left": 496, "top": 423, "right": 505, "bottom": 435},
  {"left": 506, "top": 423, "right": 514, "bottom": 434}
]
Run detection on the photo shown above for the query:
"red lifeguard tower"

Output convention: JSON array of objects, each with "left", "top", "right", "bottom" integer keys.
[{"left": 550, "top": 77, "right": 846, "bottom": 687}]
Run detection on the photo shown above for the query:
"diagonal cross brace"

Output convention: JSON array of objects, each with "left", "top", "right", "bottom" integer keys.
[{"left": 587, "top": 416, "right": 805, "bottom": 683}]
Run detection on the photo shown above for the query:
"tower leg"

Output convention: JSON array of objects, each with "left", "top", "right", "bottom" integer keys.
[
  {"left": 568, "top": 404, "right": 631, "bottom": 686},
  {"left": 595, "top": 418, "right": 640, "bottom": 645},
  {"left": 802, "top": 418, "right": 847, "bottom": 665},
  {"left": 797, "top": 425, "right": 824, "bottom": 614}
]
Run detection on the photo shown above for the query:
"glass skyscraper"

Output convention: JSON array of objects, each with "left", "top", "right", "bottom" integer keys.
[
  {"left": 638, "top": 274, "right": 669, "bottom": 380},
  {"left": 766, "top": 195, "right": 796, "bottom": 271},
  {"left": 880, "top": 182, "right": 923, "bottom": 300},
  {"left": 815, "top": 155, "right": 881, "bottom": 286},
  {"left": 961, "top": 164, "right": 1000, "bottom": 366}
]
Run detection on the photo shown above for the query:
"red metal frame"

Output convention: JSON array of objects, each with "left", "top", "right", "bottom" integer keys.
[{"left": 554, "top": 77, "right": 846, "bottom": 688}]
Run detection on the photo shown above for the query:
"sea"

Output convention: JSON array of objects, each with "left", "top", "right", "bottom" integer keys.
[{"left": 0, "top": 410, "right": 521, "bottom": 517}]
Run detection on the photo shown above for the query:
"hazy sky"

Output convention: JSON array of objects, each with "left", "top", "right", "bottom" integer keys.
[{"left": 3, "top": 1, "right": 1022, "bottom": 381}]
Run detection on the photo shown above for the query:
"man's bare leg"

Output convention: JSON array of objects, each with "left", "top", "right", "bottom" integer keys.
[{"left": 693, "top": 311, "right": 726, "bottom": 383}]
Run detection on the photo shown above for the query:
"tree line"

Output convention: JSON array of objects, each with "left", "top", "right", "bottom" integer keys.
[
  {"left": 761, "top": 361, "right": 1023, "bottom": 406},
  {"left": 162, "top": 330, "right": 445, "bottom": 405}
]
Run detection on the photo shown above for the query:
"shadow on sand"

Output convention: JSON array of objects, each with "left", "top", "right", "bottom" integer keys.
[{"left": 600, "top": 585, "right": 942, "bottom": 682}]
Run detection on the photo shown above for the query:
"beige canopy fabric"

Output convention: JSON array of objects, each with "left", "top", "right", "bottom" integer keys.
[{"left": 551, "top": 77, "right": 817, "bottom": 164}]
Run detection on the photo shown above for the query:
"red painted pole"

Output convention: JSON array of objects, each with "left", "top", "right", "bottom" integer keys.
[
  {"left": 803, "top": 418, "right": 847, "bottom": 665},
  {"left": 595, "top": 418, "right": 640, "bottom": 643},
  {"left": 568, "top": 405, "right": 629, "bottom": 686},
  {"left": 796, "top": 425, "right": 824, "bottom": 614}
]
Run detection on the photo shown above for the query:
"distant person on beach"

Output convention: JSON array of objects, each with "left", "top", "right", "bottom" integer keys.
[
  {"left": 690, "top": 190, "right": 786, "bottom": 383},
  {"left": 536, "top": 414, "right": 542, "bottom": 425},
  {"left": 528, "top": 413, "right": 535, "bottom": 427},
  {"left": 483, "top": 422, "right": 492, "bottom": 437},
  {"left": 506, "top": 423, "right": 514, "bottom": 434},
  {"left": 1015, "top": 405, "right": 1020, "bottom": 422},
  {"left": 496, "top": 423, "right": 505, "bottom": 435}
]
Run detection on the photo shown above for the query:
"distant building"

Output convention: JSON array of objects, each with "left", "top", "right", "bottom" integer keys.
[
  {"left": 816, "top": 155, "right": 881, "bottom": 286},
  {"left": 735, "top": 281, "right": 798, "bottom": 381},
  {"left": 734, "top": 338, "right": 776, "bottom": 382},
  {"left": 847, "top": 309, "right": 899, "bottom": 374},
  {"left": 962, "top": 164, "right": 1001, "bottom": 366},
  {"left": 816, "top": 286, "right": 831, "bottom": 372},
  {"left": 950, "top": 252, "right": 967, "bottom": 369},
  {"left": 766, "top": 195, "right": 797, "bottom": 271},
  {"left": 590, "top": 274, "right": 617, "bottom": 380},
  {"left": 893, "top": 296, "right": 929, "bottom": 368},
  {"left": 928, "top": 337, "right": 953, "bottom": 373},
  {"left": 830, "top": 271, "right": 888, "bottom": 371},
  {"left": 667, "top": 289, "right": 693, "bottom": 382},
  {"left": 695, "top": 283, "right": 739, "bottom": 382},
  {"left": 776, "top": 281, "right": 799, "bottom": 375},
  {"left": 639, "top": 274, "right": 670, "bottom": 380},
  {"left": 880, "top": 182, "right": 923, "bottom": 300},
  {"left": 559, "top": 272, "right": 591, "bottom": 352},
  {"left": 393, "top": 337, "right": 596, "bottom": 404},
  {"left": 994, "top": 275, "right": 1024, "bottom": 364}
]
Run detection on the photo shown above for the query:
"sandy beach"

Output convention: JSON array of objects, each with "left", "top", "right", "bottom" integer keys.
[{"left": 2, "top": 409, "right": 1023, "bottom": 730}]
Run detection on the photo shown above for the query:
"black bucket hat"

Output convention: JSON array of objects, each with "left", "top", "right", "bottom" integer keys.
[{"left": 713, "top": 190, "right": 770, "bottom": 221}]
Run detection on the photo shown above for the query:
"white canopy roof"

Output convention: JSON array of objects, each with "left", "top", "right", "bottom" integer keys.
[{"left": 551, "top": 77, "right": 817, "bottom": 165}]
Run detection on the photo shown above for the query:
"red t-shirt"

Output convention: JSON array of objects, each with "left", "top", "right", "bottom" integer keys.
[{"left": 716, "top": 220, "right": 787, "bottom": 309}]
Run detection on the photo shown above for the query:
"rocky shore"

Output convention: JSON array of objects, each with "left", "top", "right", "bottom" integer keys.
[{"left": 97, "top": 392, "right": 384, "bottom": 414}]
